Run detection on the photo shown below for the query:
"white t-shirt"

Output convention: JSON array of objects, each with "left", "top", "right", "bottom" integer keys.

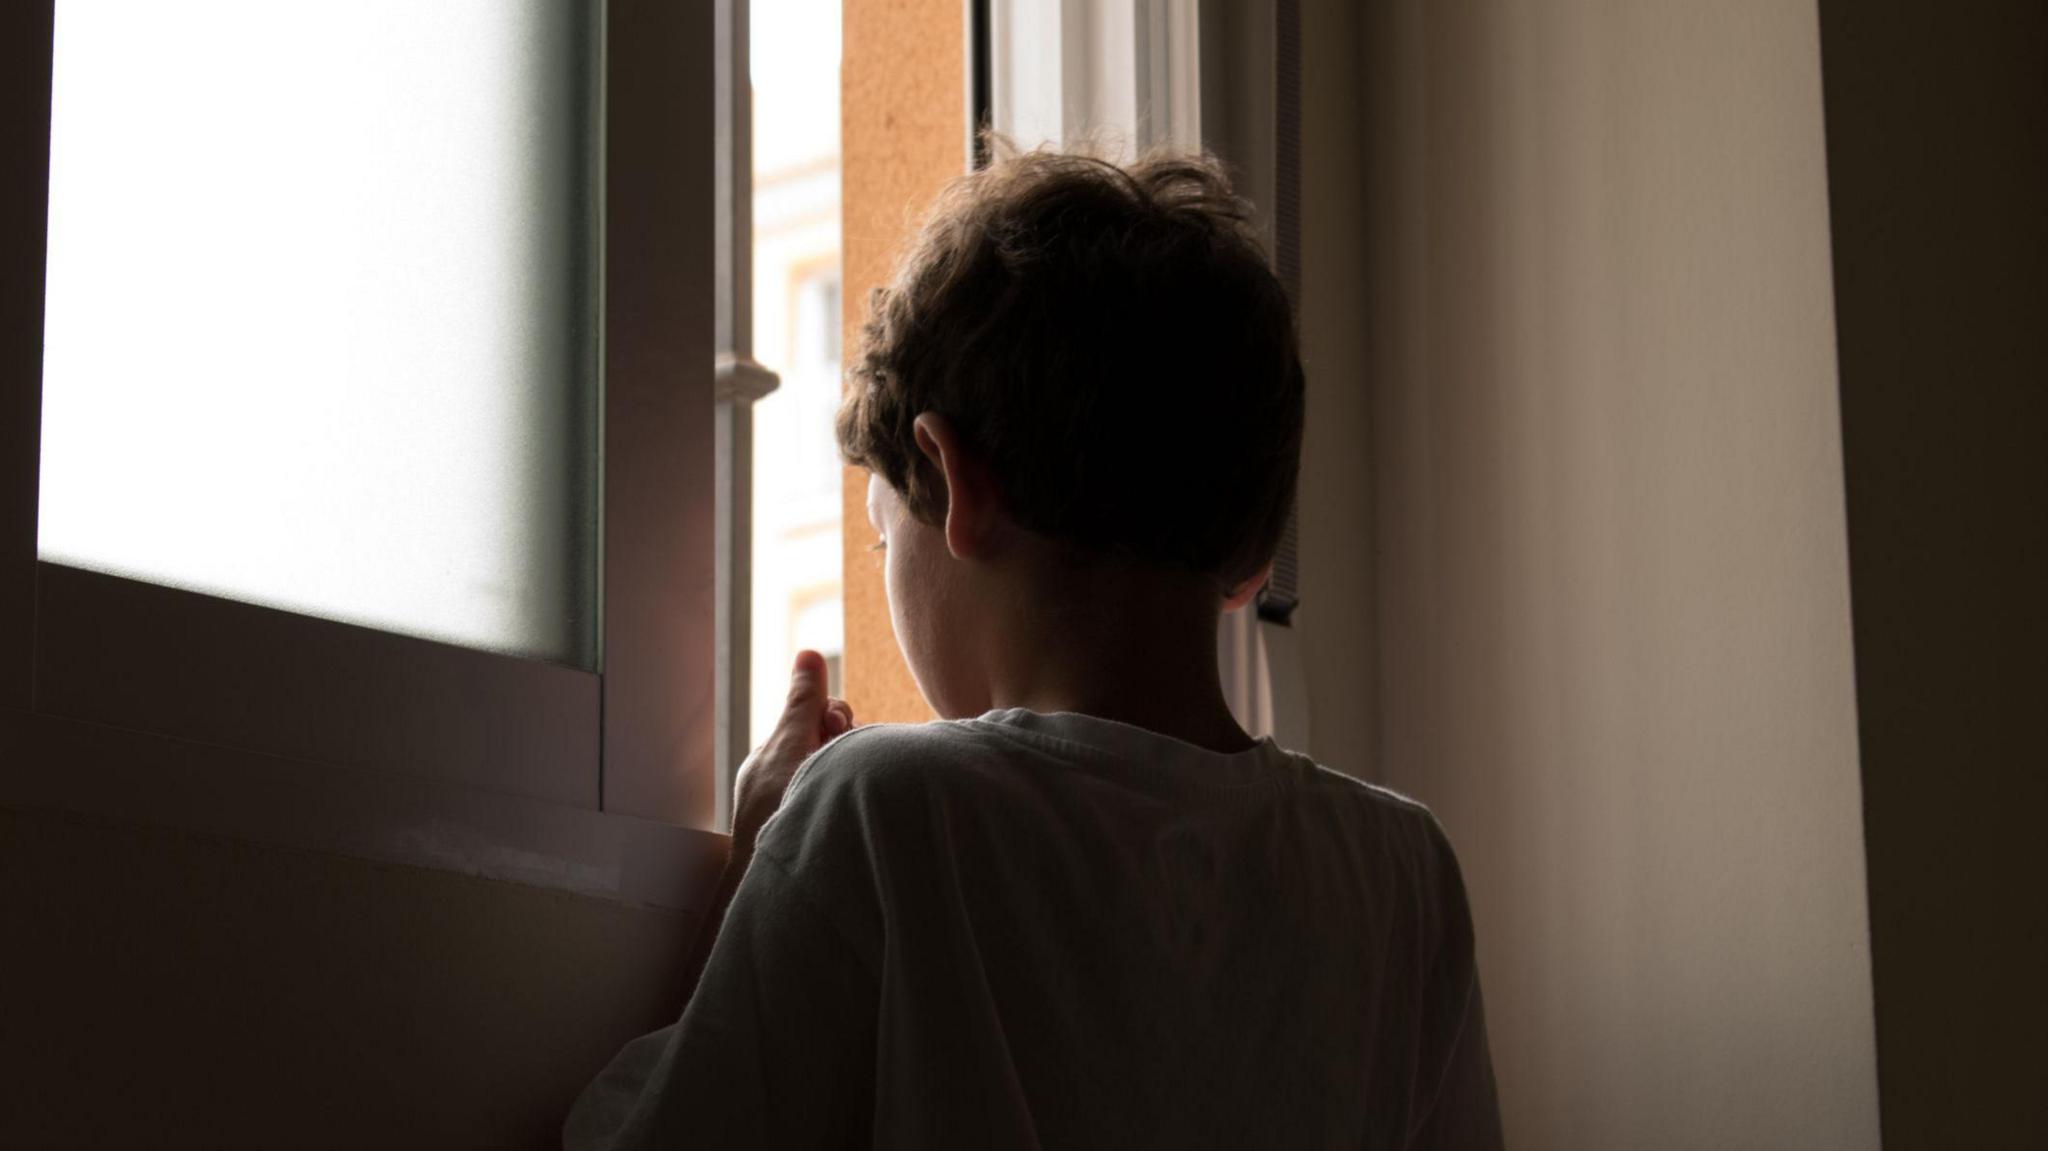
[{"left": 566, "top": 709, "right": 1501, "bottom": 1150}]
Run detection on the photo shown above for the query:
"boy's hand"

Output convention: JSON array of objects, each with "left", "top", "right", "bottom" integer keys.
[
  {"left": 679, "top": 651, "right": 853, "bottom": 1005},
  {"left": 731, "top": 649, "right": 855, "bottom": 853}
]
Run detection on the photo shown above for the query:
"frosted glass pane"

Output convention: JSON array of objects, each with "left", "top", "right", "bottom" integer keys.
[{"left": 38, "top": 0, "right": 598, "bottom": 667}]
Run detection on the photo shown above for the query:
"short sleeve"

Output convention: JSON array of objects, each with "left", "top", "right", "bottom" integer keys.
[
  {"left": 1406, "top": 816, "right": 1504, "bottom": 1151},
  {"left": 564, "top": 853, "right": 878, "bottom": 1150}
]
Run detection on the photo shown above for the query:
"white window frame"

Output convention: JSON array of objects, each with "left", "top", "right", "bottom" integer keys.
[
  {"left": 1, "top": 0, "right": 732, "bottom": 906},
  {"left": 987, "top": 0, "right": 1202, "bottom": 159},
  {"left": 712, "top": 0, "right": 782, "bottom": 833},
  {"left": 982, "top": 0, "right": 1308, "bottom": 749}
]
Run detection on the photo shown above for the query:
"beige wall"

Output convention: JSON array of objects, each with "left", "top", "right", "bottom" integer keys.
[
  {"left": 1, "top": 800, "right": 698, "bottom": 1147},
  {"left": 1323, "top": 1, "right": 1881, "bottom": 1145}
]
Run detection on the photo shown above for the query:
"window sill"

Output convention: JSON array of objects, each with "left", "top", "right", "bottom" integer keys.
[{"left": 0, "top": 705, "right": 729, "bottom": 913}]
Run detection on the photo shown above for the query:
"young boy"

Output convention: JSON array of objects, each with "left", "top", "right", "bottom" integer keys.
[{"left": 567, "top": 150, "right": 1500, "bottom": 1149}]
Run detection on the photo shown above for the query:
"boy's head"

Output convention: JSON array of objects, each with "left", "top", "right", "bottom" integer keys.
[{"left": 838, "top": 148, "right": 1304, "bottom": 717}]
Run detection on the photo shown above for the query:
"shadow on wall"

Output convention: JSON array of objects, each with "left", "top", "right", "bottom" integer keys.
[{"left": 0, "top": 804, "right": 697, "bottom": 1146}]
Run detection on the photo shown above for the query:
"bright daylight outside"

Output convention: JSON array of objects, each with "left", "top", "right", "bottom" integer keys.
[{"left": 748, "top": 0, "right": 845, "bottom": 749}]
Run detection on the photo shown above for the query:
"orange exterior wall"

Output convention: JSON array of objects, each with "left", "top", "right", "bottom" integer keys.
[{"left": 839, "top": 0, "right": 963, "bottom": 724}]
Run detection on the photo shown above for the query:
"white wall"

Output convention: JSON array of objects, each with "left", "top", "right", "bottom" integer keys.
[{"left": 1297, "top": 1, "right": 1883, "bottom": 1145}]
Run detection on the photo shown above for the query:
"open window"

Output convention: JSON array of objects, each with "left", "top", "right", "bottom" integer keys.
[
  {"left": 3, "top": 0, "right": 1308, "bottom": 895},
  {"left": 712, "top": 0, "right": 848, "bottom": 828}
]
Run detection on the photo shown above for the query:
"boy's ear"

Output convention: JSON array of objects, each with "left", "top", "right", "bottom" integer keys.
[
  {"left": 911, "top": 412, "right": 992, "bottom": 560},
  {"left": 1222, "top": 563, "right": 1273, "bottom": 613}
]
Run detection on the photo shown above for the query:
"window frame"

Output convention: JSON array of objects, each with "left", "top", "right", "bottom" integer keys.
[
  {"left": 711, "top": 0, "right": 784, "bottom": 831},
  {"left": 2, "top": 0, "right": 726, "bottom": 896}
]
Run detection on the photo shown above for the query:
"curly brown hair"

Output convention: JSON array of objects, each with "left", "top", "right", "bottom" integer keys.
[{"left": 836, "top": 147, "right": 1304, "bottom": 593}]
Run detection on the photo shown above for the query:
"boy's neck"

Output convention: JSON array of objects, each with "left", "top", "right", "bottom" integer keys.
[
  {"left": 979, "top": 566, "right": 1260, "bottom": 756},
  {"left": 998, "top": 679, "right": 1261, "bottom": 757}
]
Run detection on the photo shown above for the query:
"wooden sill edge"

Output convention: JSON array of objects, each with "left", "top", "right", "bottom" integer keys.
[{"left": 0, "top": 704, "right": 730, "bottom": 914}]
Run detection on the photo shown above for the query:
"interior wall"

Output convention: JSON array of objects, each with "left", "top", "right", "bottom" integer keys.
[
  {"left": 1354, "top": 2, "right": 1880, "bottom": 1146},
  {"left": 1, "top": 800, "right": 697, "bottom": 1147},
  {"left": 1817, "top": 2, "right": 2048, "bottom": 1145}
]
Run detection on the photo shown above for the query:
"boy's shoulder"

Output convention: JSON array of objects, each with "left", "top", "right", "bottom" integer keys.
[
  {"left": 755, "top": 720, "right": 1020, "bottom": 870},
  {"left": 765, "top": 717, "right": 1471, "bottom": 907},
  {"left": 774, "top": 716, "right": 991, "bottom": 815},
  {"left": 795, "top": 716, "right": 1436, "bottom": 823},
  {"left": 803, "top": 717, "right": 994, "bottom": 770},
  {"left": 785, "top": 718, "right": 1018, "bottom": 806},
  {"left": 1295, "top": 757, "right": 1440, "bottom": 819}
]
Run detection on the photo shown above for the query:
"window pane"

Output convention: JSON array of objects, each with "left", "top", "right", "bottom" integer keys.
[
  {"left": 750, "top": 0, "right": 844, "bottom": 744},
  {"left": 38, "top": 0, "right": 598, "bottom": 667}
]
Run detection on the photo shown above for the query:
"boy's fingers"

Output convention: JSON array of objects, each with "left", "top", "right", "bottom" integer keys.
[
  {"left": 822, "top": 698, "right": 855, "bottom": 736},
  {"left": 771, "top": 651, "right": 830, "bottom": 744},
  {"left": 785, "top": 650, "right": 828, "bottom": 710},
  {"left": 738, "top": 655, "right": 843, "bottom": 831}
]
